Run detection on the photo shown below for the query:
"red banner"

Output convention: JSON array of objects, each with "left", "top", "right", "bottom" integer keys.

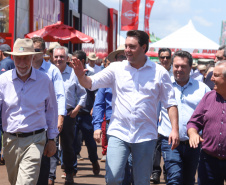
[
  {"left": 121, "top": 0, "right": 141, "bottom": 31},
  {"left": 144, "top": 0, "right": 155, "bottom": 39}
]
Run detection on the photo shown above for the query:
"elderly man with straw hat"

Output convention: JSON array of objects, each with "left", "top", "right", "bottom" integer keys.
[
  {"left": 0, "top": 38, "right": 58, "bottom": 185},
  {"left": 86, "top": 52, "right": 102, "bottom": 74}
]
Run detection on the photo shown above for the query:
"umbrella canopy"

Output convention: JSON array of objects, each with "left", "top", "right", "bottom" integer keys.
[
  {"left": 25, "top": 21, "right": 94, "bottom": 44},
  {"left": 149, "top": 20, "right": 219, "bottom": 54}
]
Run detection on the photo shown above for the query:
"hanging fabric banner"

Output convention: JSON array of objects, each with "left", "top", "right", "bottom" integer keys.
[
  {"left": 144, "top": 0, "right": 155, "bottom": 40},
  {"left": 121, "top": 0, "right": 141, "bottom": 31}
]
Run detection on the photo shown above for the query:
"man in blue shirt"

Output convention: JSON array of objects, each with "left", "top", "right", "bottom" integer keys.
[
  {"left": 31, "top": 37, "right": 66, "bottom": 185},
  {"left": 70, "top": 50, "right": 100, "bottom": 177},
  {"left": 55, "top": 47, "right": 87, "bottom": 184},
  {"left": 158, "top": 50, "right": 210, "bottom": 185}
]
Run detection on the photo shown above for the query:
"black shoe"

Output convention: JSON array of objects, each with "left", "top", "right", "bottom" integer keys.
[
  {"left": 65, "top": 173, "right": 74, "bottom": 185},
  {"left": 150, "top": 173, "right": 160, "bottom": 184},
  {"left": 164, "top": 174, "right": 167, "bottom": 183}
]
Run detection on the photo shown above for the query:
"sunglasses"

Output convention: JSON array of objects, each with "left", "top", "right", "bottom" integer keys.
[
  {"left": 34, "top": 48, "right": 42, "bottom": 52},
  {"left": 160, "top": 56, "right": 171, "bottom": 60},
  {"left": 215, "top": 56, "right": 223, "bottom": 61}
]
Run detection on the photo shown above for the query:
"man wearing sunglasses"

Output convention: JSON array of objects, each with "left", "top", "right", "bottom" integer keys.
[
  {"left": 205, "top": 45, "right": 226, "bottom": 90},
  {"left": 158, "top": 48, "right": 172, "bottom": 72},
  {"left": 151, "top": 48, "right": 172, "bottom": 184}
]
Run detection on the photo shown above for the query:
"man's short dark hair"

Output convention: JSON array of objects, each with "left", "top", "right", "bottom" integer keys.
[
  {"left": 72, "top": 50, "right": 86, "bottom": 61},
  {"left": 218, "top": 45, "right": 226, "bottom": 57},
  {"left": 31, "top": 37, "right": 45, "bottom": 50},
  {"left": 126, "top": 30, "right": 149, "bottom": 53},
  {"left": 158, "top": 48, "right": 171, "bottom": 57},
  {"left": 172, "top": 50, "right": 193, "bottom": 67}
]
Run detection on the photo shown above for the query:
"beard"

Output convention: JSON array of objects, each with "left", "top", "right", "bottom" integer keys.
[{"left": 16, "top": 65, "right": 32, "bottom": 77}]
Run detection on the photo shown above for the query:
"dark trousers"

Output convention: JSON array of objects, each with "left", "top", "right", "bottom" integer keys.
[
  {"left": 60, "top": 115, "right": 76, "bottom": 174},
  {"left": 152, "top": 136, "right": 162, "bottom": 176},
  {"left": 73, "top": 113, "right": 98, "bottom": 173},
  {"left": 198, "top": 150, "right": 226, "bottom": 185},
  {"left": 37, "top": 155, "right": 50, "bottom": 185}
]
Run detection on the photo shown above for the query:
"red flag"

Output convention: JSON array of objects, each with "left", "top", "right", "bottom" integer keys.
[
  {"left": 121, "top": 0, "right": 141, "bottom": 31},
  {"left": 144, "top": 0, "right": 155, "bottom": 39}
]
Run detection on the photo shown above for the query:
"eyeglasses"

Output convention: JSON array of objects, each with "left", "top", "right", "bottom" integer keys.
[
  {"left": 215, "top": 56, "right": 223, "bottom": 61},
  {"left": 160, "top": 56, "right": 171, "bottom": 60},
  {"left": 34, "top": 48, "right": 42, "bottom": 52}
]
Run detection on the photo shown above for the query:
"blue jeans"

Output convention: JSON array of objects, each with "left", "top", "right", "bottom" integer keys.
[
  {"left": 106, "top": 136, "right": 157, "bottom": 185},
  {"left": 72, "top": 113, "right": 98, "bottom": 173},
  {"left": 198, "top": 150, "right": 226, "bottom": 185},
  {"left": 161, "top": 136, "right": 200, "bottom": 185}
]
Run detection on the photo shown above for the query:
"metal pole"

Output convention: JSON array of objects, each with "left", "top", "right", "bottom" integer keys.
[
  {"left": 119, "top": 0, "right": 121, "bottom": 46},
  {"left": 143, "top": 0, "right": 146, "bottom": 31}
]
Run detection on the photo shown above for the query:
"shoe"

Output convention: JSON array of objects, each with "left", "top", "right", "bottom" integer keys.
[
  {"left": 92, "top": 161, "right": 100, "bottom": 175},
  {"left": 100, "top": 155, "right": 106, "bottom": 162},
  {"left": 48, "top": 179, "right": 54, "bottom": 185},
  {"left": 65, "top": 173, "right": 74, "bottom": 184},
  {"left": 77, "top": 154, "right": 84, "bottom": 161},
  {"left": 150, "top": 173, "right": 160, "bottom": 184},
  {"left": 61, "top": 172, "right": 76, "bottom": 179},
  {"left": 164, "top": 174, "right": 167, "bottom": 183}
]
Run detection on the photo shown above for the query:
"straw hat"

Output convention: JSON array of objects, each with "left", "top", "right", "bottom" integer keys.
[
  {"left": 4, "top": 38, "right": 42, "bottom": 56},
  {"left": 198, "top": 64, "right": 207, "bottom": 71},
  {"left": 107, "top": 44, "right": 125, "bottom": 62},
  {"left": 46, "top": 42, "right": 61, "bottom": 55},
  {"left": 192, "top": 60, "right": 198, "bottom": 68},
  {"left": 87, "top": 52, "right": 98, "bottom": 61}
]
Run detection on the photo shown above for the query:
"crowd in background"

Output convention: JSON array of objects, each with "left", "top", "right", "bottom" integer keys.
[{"left": 0, "top": 30, "right": 226, "bottom": 185}]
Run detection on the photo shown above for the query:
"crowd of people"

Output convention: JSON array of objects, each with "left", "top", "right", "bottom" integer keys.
[{"left": 0, "top": 29, "right": 225, "bottom": 185}]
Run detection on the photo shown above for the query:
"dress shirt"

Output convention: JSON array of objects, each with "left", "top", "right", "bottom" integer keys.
[
  {"left": 158, "top": 78, "right": 210, "bottom": 141},
  {"left": 204, "top": 71, "right": 214, "bottom": 90},
  {"left": 61, "top": 65, "right": 86, "bottom": 109},
  {"left": 92, "top": 88, "right": 112, "bottom": 131},
  {"left": 0, "top": 67, "right": 58, "bottom": 139},
  {"left": 39, "top": 59, "right": 66, "bottom": 115},
  {"left": 86, "top": 64, "right": 102, "bottom": 74},
  {"left": 90, "top": 57, "right": 177, "bottom": 143},
  {"left": 190, "top": 69, "right": 203, "bottom": 82},
  {"left": 187, "top": 91, "right": 226, "bottom": 159},
  {"left": 0, "top": 56, "right": 15, "bottom": 75},
  {"left": 79, "top": 70, "right": 96, "bottom": 114}
]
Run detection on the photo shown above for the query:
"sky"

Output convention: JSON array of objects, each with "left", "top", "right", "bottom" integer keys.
[{"left": 98, "top": 0, "right": 225, "bottom": 45}]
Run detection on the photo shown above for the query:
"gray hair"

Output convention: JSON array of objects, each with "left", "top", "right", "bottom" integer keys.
[
  {"left": 53, "top": 46, "right": 68, "bottom": 57},
  {"left": 215, "top": 60, "right": 226, "bottom": 78}
]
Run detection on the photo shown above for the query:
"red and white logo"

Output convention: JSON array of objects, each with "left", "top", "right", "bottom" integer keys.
[
  {"left": 123, "top": 10, "right": 137, "bottom": 19},
  {"left": 146, "top": 3, "right": 152, "bottom": 8}
]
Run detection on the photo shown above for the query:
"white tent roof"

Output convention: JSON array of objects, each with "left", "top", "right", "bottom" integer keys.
[{"left": 149, "top": 20, "right": 219, "bottom": 53}]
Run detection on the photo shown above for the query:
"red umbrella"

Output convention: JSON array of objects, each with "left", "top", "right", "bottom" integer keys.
[{"left": 24, "top": 21, "right": 94, "bottom": 44}]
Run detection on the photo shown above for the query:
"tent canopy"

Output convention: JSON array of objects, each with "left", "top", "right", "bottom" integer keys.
[{"left": 149, "top": 20, "right": 219, "bottom": 54}]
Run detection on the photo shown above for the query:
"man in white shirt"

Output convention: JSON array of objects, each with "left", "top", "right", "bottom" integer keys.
[
  {"left": 71, "top": 30, "right": 179, "bottom": 185},
  {"left": 86, "top": 52, "right": 102, "bottom": 74}
]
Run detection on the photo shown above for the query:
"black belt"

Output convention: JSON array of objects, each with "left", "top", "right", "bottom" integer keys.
[
  {"left": 9, "top": 128, "right": 45, "bottom": 138},
  {"left": 180, "top": 140, "right": 189, "bottom": 145}
]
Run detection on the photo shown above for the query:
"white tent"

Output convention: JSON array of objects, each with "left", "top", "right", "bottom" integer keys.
[{"left": 149, "top": 20, "right": 219, "bottom": 54}]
